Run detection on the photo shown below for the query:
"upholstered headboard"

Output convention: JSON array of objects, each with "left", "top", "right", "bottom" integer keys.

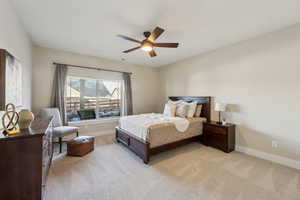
[{"left": 169, "top": 96, "right": 211, "bottom": 122}]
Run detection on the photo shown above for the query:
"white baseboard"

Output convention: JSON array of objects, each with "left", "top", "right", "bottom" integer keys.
[{"left": 235, "top": 145, "right": 300, "bottom": 170}]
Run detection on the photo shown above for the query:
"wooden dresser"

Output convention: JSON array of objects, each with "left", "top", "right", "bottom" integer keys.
[
  {"left": 0, "top": 117, "right": 53, "bottom": 200},
  {"left": 203, "top": 121, "right": 236, "bottom": 153}
]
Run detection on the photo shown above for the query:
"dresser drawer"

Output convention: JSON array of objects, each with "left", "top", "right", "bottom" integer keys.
[{"left": 204, "top": 125, "right": 227, "bottom": 135}]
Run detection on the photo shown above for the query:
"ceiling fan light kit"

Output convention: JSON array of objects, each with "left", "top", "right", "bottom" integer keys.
[
  {"left": 141, "top": 45, "right": 153, "bottom": 52},
  {"left": 117, "top": 27, "right": 179, "bottom": 57}
]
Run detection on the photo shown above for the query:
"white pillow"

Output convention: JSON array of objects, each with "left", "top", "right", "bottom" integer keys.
[
  {"left": 163, "top": 103, "right": 176, "bottom": 117},
  {"left": 186, "top": 101, "right": 198, "bottom": 118},
  {"left": 175, "top": 102, "right": 188, "bottom": 118}
]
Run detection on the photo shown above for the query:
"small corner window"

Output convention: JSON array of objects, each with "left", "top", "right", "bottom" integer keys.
[{"left": 65, "top": 76, "right": 121, "bottom": 122}]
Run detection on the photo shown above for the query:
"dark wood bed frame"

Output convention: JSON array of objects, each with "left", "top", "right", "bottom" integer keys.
[{"left": 116, "top": 96, "right": 211, "bottom": 164}]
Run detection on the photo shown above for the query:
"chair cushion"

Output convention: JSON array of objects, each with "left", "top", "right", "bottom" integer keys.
[{"left": 53, "top": 126, "right": 78, "bottom": 138}]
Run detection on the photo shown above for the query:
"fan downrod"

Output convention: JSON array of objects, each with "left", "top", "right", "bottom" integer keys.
[{"left": 143, "top": 31, "right": 151, "bottom": 38}]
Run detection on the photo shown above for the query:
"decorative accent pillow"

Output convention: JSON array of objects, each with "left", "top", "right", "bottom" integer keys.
[
  {"left": 163, "top": 103, "right": 176, "bottom": 117},
  {"left": 186, "top": 101, "right": 198, "bottom": 118},
  {"left": 194, "top": 104, "right": 203, "bottom": 117},
  {"left": 175, "top": 102, "right": 188, "bottom": 118}
]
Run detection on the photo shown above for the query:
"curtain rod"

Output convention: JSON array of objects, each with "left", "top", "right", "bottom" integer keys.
[{"left": 53, "top": 62, "right": 132, "bottom": 75}]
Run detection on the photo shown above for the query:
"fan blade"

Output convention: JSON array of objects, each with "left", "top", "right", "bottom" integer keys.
[
  {"left": 123, "top": 46, "right": 141, "bottom": 53},
  {"left": 148, "top": 50, "right": 157, "bottom": 57},
  {"left": 148, "top": 27, "right": 165, "bottom": 42},
  {"left": 153, "top": 43, "right": 179, "bottom": 48},
  {"left": 117, "top": 34, "right": 141, "bottom": 44}
]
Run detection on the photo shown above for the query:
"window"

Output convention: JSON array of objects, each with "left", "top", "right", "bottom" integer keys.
[{"left": 65, "top": 76, "right": 121, "bottom": 122}]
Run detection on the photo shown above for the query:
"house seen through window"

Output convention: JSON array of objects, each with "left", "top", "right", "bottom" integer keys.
[{"left": 65, "top": 76, "right": 121, "bottom": 122}]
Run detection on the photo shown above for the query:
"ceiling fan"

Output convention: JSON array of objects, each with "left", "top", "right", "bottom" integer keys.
[{"left": 117, "top": 27, "right": 179, "bottom": 57}]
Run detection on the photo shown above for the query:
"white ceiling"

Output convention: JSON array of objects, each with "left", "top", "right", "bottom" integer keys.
[{"left": 12, "top": 0, "right": 300, "bottom": 67}]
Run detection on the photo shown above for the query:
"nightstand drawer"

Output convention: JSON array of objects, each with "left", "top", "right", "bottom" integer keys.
[
  {"left": 204, "top": 125, "right": 227, "bottom": 135},
  {"left": 209, "top": 132, "right": 227, "bottom": 151},
  {"left": 203, "top": 122, "right": 235, "bottom": 153}
]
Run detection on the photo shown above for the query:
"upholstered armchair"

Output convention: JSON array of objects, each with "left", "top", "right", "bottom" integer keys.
[{"left": 39, "top": 108, "right": 79, "bottom": 153}]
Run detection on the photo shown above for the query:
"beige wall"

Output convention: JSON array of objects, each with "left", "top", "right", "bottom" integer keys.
[
  {"left": 32, "top": 45, "right": 160, "bottom": 115},
  {"left": 0, "top": 0, "right": 32, "bottom": 110},
  {"left": 159, "top": 24, "right": 300, "bottom": 162}
]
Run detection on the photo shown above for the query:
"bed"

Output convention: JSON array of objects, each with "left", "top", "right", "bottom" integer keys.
[{"left": 115, "top": 96, "right": 211, "bottom": 164}]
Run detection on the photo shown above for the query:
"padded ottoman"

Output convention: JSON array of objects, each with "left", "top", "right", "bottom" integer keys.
[{"left": 67, "top": 136, "right": 95, "bottom": 156}]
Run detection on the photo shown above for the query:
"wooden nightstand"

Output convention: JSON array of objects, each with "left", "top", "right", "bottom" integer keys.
[{"left": 203, "top": 121, "right": 236, "bottom": 153}]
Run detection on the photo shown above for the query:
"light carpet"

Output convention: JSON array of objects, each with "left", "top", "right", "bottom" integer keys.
[{"left": 46, "top": 134, "right": 300, "bottom": 200}]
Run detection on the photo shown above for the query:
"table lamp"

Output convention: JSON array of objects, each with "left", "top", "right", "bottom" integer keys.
[{"left": 214, "top": 102, "right": 227, "bottom": 124}]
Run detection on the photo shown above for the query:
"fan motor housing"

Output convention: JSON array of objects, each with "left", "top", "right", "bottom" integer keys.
[{"left": 141, "top": 40, "right": 153, "bottom": 47}]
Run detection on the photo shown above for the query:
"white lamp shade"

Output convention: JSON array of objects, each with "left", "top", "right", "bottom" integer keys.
[{"left": 214, "top": 102, "right": 227, "bottom": 112}]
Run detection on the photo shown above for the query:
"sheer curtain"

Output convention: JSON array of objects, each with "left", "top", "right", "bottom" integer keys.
[
  {"left": 121, "top": 73, "right": 133, "bottom": 116},
  {"left": 51, "top": 64, "right": 68, "bottom": 125}
]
